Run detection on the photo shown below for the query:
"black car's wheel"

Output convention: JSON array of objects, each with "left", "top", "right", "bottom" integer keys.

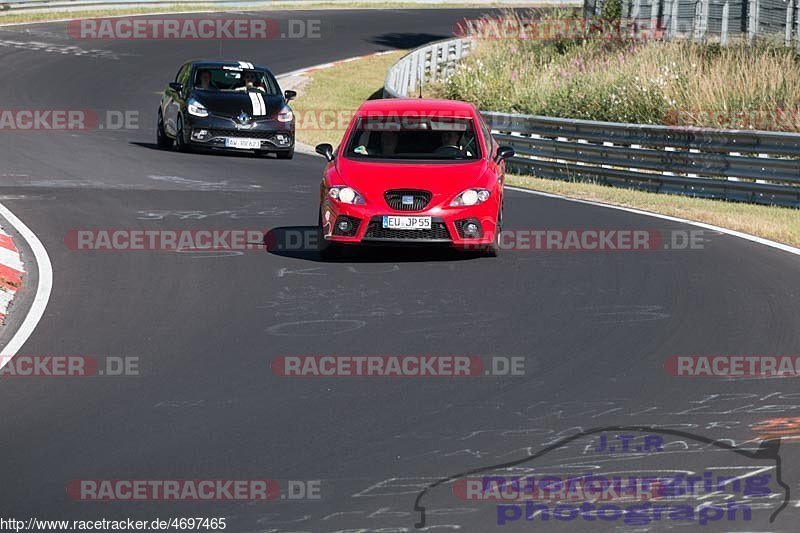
[
  {"left": 156, "top": 109, "right": 172, "bottom": 149},
  {"left": 276, "top": 146, "right": 294, "bottom": 160},
  {"left": 175, "top": 115, "right": 191, "bottom": 153}
]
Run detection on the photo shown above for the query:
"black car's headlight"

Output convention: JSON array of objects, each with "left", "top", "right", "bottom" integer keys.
[
  {"left": 187, "top": 98, "right": 209, "bottom": 118},
  {"left": 277, "top": 105, "right": 294, "bottom": 123}
]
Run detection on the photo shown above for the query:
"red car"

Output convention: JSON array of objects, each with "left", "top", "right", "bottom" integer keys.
[{"left": 315, "top": 98, "right": 514, "bottom": 258}]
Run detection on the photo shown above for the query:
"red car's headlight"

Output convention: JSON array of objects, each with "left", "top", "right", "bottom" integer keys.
[
  {"left": 451, "top": 188, "right": 490, "bottom": 206},
  {"left": 329, "top": 186, "right": 365, "bottom": 205}
]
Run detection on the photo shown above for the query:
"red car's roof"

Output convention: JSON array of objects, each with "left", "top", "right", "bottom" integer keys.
[{"left": 355, "top": 98, "right": 477, "bottom": 117}]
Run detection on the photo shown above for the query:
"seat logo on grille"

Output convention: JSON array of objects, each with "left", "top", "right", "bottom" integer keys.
[{"left": 401, "top": 195, "right": 414, "bottom": 206}]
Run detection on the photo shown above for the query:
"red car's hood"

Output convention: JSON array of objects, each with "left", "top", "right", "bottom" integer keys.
[{"left": 334, "top": 157, "right": 489, "bottom": 194}]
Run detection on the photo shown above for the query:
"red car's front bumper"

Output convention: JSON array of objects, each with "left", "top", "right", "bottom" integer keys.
[{"left": 320, "top": 198, "right": 500, "bottom": 249}]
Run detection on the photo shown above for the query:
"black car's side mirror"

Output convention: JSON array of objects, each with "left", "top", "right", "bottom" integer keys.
[
  {"left": 316, "top": 143, "right": 334, "bottom": 162},
  {"left": 169, "top": 82, "right": 184, "bottom": 93},
  {"left": 284, "top": 90, "right": 297, "bottom": 101},
  {"left": 495, "top": 145, "right": 515, "bottom": 163}
]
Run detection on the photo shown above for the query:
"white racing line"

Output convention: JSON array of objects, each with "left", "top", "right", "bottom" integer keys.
[
  {"left": 506, "top": 185, "right": 800, "bottom": 257},
  {"left": 0, "top": 203, "right": 53, "bottom": 364}
]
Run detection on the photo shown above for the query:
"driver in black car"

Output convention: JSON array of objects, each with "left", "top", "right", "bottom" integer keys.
[
  {"left": 195, "top": 70, "right": 213, "bottom": 90},
  {"left": 237, "top": 71, "right": 264, "bottom": 92}
]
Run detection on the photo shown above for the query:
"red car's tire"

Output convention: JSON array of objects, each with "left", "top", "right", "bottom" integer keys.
[{"left": 484, "top": 204, "right": 503, "bottom": 257}]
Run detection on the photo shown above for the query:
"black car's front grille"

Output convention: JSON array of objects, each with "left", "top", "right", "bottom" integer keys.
[
  {"left": 384, "top": 189, "right": 432, "bottom": 211},
  {"left": 363, "top": 217, "right": 451, "bottom": 241},
  {"left": 206, "top": 129, "right": 290, "bottom": 140}
]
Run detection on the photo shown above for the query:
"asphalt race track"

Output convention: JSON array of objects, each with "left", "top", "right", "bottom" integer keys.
[{"left": 1, "top": 8, "right": 800, "bottom": 532}]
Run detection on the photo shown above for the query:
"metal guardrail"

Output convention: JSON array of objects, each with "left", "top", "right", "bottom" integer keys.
[
  {"left": 383, "top": 36, "right": 800, "bottom": 207},
  {"left": 0, "top": 0, "right": 561, "bottom": 14},
  {"left": 383, "top": 38, "right": 474, "bottom": 98},
  {"left": 0, "top": 0, "right": 259, "bottom": 13},
  {"left": 484, "top": 113, "right": 800, "bottom": 207}
]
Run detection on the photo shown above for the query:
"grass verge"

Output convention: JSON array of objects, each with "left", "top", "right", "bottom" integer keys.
[
  {"left": 507, "top": 174, "right": 800, "bottom": 248},
  {"left": 291, "top": 49, "right": 404, "bottom": 147},
  {"left": 290, "top": 38, "right": 800, "bottom": 249},
  {"left": 433, "top": 10, "right": 800, "bottom": 131}
]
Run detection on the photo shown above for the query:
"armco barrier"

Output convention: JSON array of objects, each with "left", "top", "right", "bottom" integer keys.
[
  {"left": 383, "top": 36, "right": 800, "bottom": 207},
  {"left": 0, "top": 0, "right": 581, "bottom": 14},
  {"left": 383, "top": 38, "right": 474, "bottom": 98}
]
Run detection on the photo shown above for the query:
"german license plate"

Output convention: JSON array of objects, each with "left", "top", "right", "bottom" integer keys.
[
  {"left": 382, "top": 216, "right": 431, "bottom": 230},
  {"left": 225, "top": 138, "right": 261, "bottom": 149}
]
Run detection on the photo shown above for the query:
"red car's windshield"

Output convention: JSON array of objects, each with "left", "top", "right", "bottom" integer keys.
[{"left": 344, "top": 115, "right": 481, "bottom": 160}]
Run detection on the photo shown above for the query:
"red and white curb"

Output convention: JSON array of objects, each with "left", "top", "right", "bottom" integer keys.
[
  {"left": 0, "top": 224, "right": 23, "bottom": 323},
  {"left": 0, "top": 203, "right": 52, "bottom": 362}
]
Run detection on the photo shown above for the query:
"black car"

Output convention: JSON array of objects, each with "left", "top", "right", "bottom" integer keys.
[{"left": 157, "top": 60, "right": 296, "bottom": 159}]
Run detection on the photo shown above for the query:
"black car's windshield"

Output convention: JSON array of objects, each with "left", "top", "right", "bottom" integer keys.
[
  {"left": 193, "top": 67, "right": 279, "bottom": 95},
  {"left": 345, "top": 116, "right": 480, "bottom": 160}
]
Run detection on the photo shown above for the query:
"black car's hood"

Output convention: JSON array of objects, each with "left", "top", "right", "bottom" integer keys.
[{"left": 191, "top": 90, "right": 284, "bottom": 118}]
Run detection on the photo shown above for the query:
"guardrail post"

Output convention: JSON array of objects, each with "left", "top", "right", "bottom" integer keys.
[
  {"left": 721, "top": 0, "right": 730, "bottom": 45},
  {"left": 430, "top": 45, "right": 440, "bottom": 84},
  {"left": 796, "top": 0, "right": 800, "bottom": 51},
  {"left": 693, "top": 0, "right": 709, "bottom": 41},
  {"left": 748, "top": 0, "right": 760, "bottom": 43},
  {"left": 401, "top": 58, "right": 411, "bottom": 97},
  {"left": 649, "top": 0, "right": 660, "bottom": 39},
  {"left": 669, "top": 0, "right": 679, "bottom": 38},
  {"left": 409, "top": 50, "right": 419, "bottom": 97},
  {"left": 728, "top": 152, "right": 741, "bottom": 181},
  {"left": 631, "top": 0, "right": 642, "bottom": 38}
]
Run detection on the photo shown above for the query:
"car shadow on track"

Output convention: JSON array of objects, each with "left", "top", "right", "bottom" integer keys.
[
  {"left": 265, "top": 226, "right": 483, "bottom": 263},
  {"left": 368, "top": 32, "right": 450, "bottom": 49},
  {"left": 130, "top": 142, "right": 287, "bottom": 159}
]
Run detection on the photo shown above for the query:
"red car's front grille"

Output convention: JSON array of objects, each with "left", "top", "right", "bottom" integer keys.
[{"left": 384, "top": 189, "right": 432, "bottom": 211}]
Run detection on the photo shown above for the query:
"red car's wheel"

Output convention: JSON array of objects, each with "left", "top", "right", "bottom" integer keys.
[
  {"left": 318, "top": 205, "right": 343, "bottom": 259},
  {"left": 484, "top": 204, "right": 503, "bottom": 257}
]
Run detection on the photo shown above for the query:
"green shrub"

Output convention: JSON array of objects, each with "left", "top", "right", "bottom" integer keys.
[{"left": 432, "top": 15, "right": 800, "bottom": 131}]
